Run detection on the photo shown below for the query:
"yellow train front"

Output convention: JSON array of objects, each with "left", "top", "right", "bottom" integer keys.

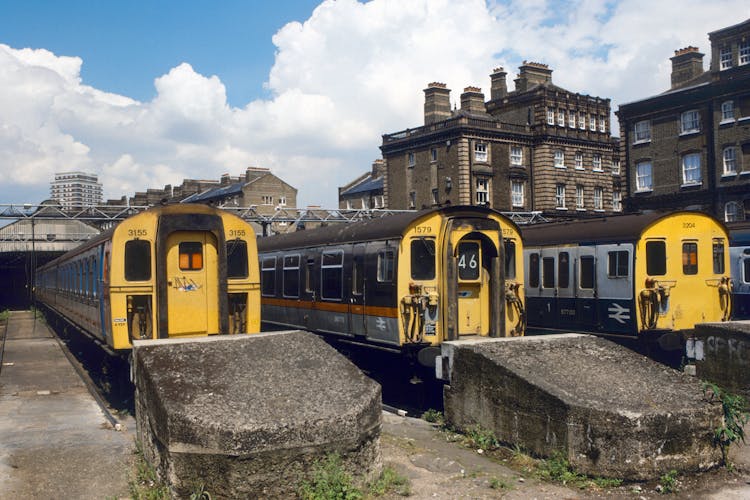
[
  {"left": 257, "top": 205, "right": 524, "bottom": 368},
  {"left": 35, "top": 204, "right": 261, "bottom": 351},
  {"left": 522, "top": 211, "right": 731, "bottom": 337}
]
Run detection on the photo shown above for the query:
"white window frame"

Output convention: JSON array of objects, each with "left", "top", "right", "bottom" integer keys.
[
  {"left": 576, "top": 185, "right": 584, "bottom": 210},
  {"left": 721, "top": 101, "right": 735, "bottom": 122},
  {"left": 599, "top": 116, "right": 606, "bottom": 133},
  {"left": 680, "top": 110, "right": 700, "bottom": 134},
  {"left": 634, "top": 120, "right": 651, "bottom": 143},
  {"left": 592, "top": 153, "right": 602, "bottom": 171},
  {"left": 589, "top": 114, "right": 596, "bottom": 131},
  {"left": 681, "top": 153, "right": 702, "bottom": 186},
  {"left": 636, "top": 161, "right": 653, "bottom": 192},
  {"left": 579, "top": 112, "right": 586, "bottom": 130},
  {"left": 593, "top": 186, "right": 603, "bottom": 211},
  {"left": 262, "top": 195, "right": 273, "bottom": 205},
  {"left": 574, "top": 152, "right": 583, "bottom": 170},
  {"left": 409, "top": 191, "right": 416, "bottom": 209},
  {"left": 474, "top": 142, "right": 488, "bottom": 162},
  {"left": 430, "top": 148, "right": 438, "bottom": 162},
  {"left": 612, "top": 159, "right": 621, "bottom": 175},
  {"left": 345, "top": 199, "right": 353, "bottom": 210},
  {"left": 720, "top": 46, "right": 733, "bottom": 70},
  {"left": 612, "top": 191, "right": 622, "bottom": 212},
  {"left": 723, "top": 146, "right": 738, "bottom": 175},
  {"left": 510, "top": 146, "right": 523, "bottom": 166},
  {"left": 557, "top": 109, "right": 565, "bottom": 127},
  {"left": 511, "top": 180, "right": 524, "bottom": 207},
  {"left": 408, "top": 152, "right": 415, "bottom": 168},
  {"left": 568, "top": 110, "right": 576, "bottom": 128},
  {"left": 555, "top": 184, "right": 566, "bottom": 209},
  {"left": 475, "top": 177, "right": 489, "bottom": 205},
  {"left": 725, "top": 201, "right": 743, "bottom": 222},
  {"left": 547, "top": 108, "right": 555, "bottom": 125},
  {"left": 278, "top": 196, "right": 287, "bottom": 206},
  {"left": 554, "top": 149, "right": 565, "bottom": 168},
  {"left": 741, "top": 40, "right": 750, "bottom": 66}
]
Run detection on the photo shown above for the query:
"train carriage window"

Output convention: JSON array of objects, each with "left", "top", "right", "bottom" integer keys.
[
  {"left": 580, "top": 256, "right": 595, "bottom": 289},
  {"left": 607, "top": 250, "right": 629, "bottom": 278},
  {"left": 712, "top": 239, "right": 725, "bottom": 274},
  {"left": 558, "top": 252, "right": 570, "bottom": 288},
  {"left": 352, "top": 255, "right": 363, "bottom": 295},
  {"left": 646, "top": 241, "right": 667, "bottom": 276},
  {"left": 744, "top": 257, "right": 750, "bottom": 284},
  {"left": 305, "top": 258, "right": 315, "bottom": 293},
  {"left": 529, "top": 253, "right": 540, "bottom": 288},
  {"left": 411, "top": 238, "right": 436, "bottom": 280},
  {"left": 179, "top": 242, "right": 203, "bottom": 271},
  {"left": 542, "top": 257, "right": 555, "bottom": 288},
  {"left": 458, "top": 242, "right": 480, "bottom": 280},
  {"left": 226, "top": 239, "right": 249, "bottom": 279},
  {"left": 261, "top": 256, "right": 276, "bottom": 296},
  {"left": 377, "top": 249, "right": 395, "bottom": 282},
  {"left": 682, "top": 241, "right": 698, "bottom": 275},
  {"left": 283, "top": 254, "right": 300, "bottom": 298},
  {"left": 125, "top": 240, "right": 152, "bottom": 281},
  {"left": 505, "top": 241, "right": 516, "bottom": 279},
  {"left": 91, "top": 257, "right": 98, "bottom": 298},
  {"left": 321, "top": 250, "right": 344, "bottom": 300}
]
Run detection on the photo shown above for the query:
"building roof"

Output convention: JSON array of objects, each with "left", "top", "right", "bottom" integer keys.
[
  {"left": 181, "top": 182, "right": 244, "bottom": 203},
  {"left": 340, "top": 176, "right": 383, "bottom": 197}
]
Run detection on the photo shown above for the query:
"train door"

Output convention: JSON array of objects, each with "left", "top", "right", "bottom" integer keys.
[
  {"left": 532, "top": 248, "right": 558, "bottom": 328},
  {"left": 556, "top": 250, "right": 574, "bottom": 328},
  {"left": 595, "top": 244, "right": 634, "bottom": 334},
  {"left": 455, "top": 239, "right": 484, "bottom": 335},
  {"left": 574, "top": 248, "right": 597, "bottom": 329},
  {"left": 164, "top": 231, "right": 219, "bottom": 336},
  {"left": 348, "top": 243, "right": 366, "bottom": 336}
]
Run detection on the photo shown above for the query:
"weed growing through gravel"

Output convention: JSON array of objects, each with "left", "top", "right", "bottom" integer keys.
[
  {"left": 129, "top": 441, "right": 170, "bottom": 500},
  {"left": 703, "top": 381, "right": 750, "bottom": 465},
  {"left": 300, "top": 453, "right": 412, "bottom": 499},
  {"left": 658, "top": 469, "right": 679, "bottom": 494},
  {"left": 421, "top": 409, "right": 444, "bottom": 426}
]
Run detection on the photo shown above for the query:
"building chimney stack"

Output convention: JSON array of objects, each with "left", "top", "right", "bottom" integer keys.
[
  {"left": 490, "top": 67, "right": 508, "bottom": 100},
  {"left": 424, "top": 82, "right": 452, "bottom": 125},
  {"left": 670, "top": 46, "right": 704, "bottom": 89},
  {"left": 460, "top": 86, "right": 486, "bottom": 114},
  {"left": 514, "top": 61, "right": 553, "bottom": 92}
]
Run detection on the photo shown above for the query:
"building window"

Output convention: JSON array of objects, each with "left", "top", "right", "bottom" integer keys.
[
  {"left": 589, "top": 114, "right": 596, "bottom": 131},
  {"left": 594, "top": 186, "right": 603, "bottom": 210},
  {"left": 262, "top": 195, "right": 273, "bottom": 205},
  {"left": 278, "top": 196, "right": 286, "bottom": 206},
  {"left": 474, "top": 142, "right": 488, "bottom": 162},
  {"left": 579, "top": 112, "right": 586, "bottom": 129},
  {"left": 723, "top": 146, "right": 738, "bottom": 175},
  {"left": 510, "top": 146, "right": 523, "bottom": 166},
  {"left": 555, "top": 184, "right": 566, "bottom": 209},
  {"left": 568, "top": 110, "right": 576, "bottom": 128},
  {"left": 409, "top": 191, "right": 416, "bottom": 209},
  {"left": 408, "top": 152, "right": 415, "bottom": 168},
  {"left": 361, "top": 197, "right": 369, "bottom": 209},
  {"left": 432, "top": 188, "right": 439, "bottom": 205},
  {"left": 612, "top": 159, "right": 621, "bottom": 175},
  {"left": 613, "top": 190, "right": 622, "bottom": 212},
  {"left": 680, "top": 110, "right": 700, "bottom": 134},
  {"left": 557, "top": 109, "right": 565, "bottom": 126},
  {"left": 475, "top": 178, "right": 489, "bottom": 205},
  {"left": 430, "top": 148, "right": 437, "bottom": 162},
  {"left": 554, "top": 149, "right": 565, "bottom": 168},
  {"left": 682, "top": 153, "right": 702, "bottom": 185},
  {"left": 592, "top": 153, "right": 602, "bottom": 171},
  {"left": 720, "top": 46, "right": 733, "bottom": 70},
  {"left": 576, "top": 185, "right": 584, "bottom": 209},
  {"left": 721, "top": 101, "right": 734, "bottom": 122},
  {"left": 741, "top": 40, "right": 750, "bottom": 65},
  {"left": 599, "top": 116, "right": 606, "bottom": 133},
  {"left": 345, "top": 199, "right": 353, "bottom": 209},
  {"left": 634, "top": 120, "right": 651, "bottom": 143},
  {"left": 725, "top": 201, "right": 744, "bottom": 222},
  {"left": 575, "top": 152, "right": 583, "bottom": 170},
  {"left": 636, "top": 161, "right": 653, "bottom": 191},
  {"left": 511, "top": 180, "right": 524, "bottom": 207},
  {"left": 547, "top": 108, "right": 555, "bottom": 125}
]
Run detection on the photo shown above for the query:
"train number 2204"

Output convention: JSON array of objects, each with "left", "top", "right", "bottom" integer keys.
[{"left": 683, "top": 222, "right": 696, "bottom": 229}]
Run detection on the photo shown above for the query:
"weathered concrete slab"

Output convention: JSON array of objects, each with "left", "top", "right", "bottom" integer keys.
[
  {"left": 688, "top": 321, "right": 750, "bottom": 401},
  {"left": 442, "top": 334, "right": 723, "bottom": 480},
  {"left": 133, "top": 331, "right": 382, "bottom": 498}
]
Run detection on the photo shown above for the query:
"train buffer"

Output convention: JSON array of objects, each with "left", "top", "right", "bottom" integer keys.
[
  {"left": 440, "top": 333, "right": 724, "bottom": 480},
  {"left": 0, "top": 311, "right": 132, "bottom": 498}
]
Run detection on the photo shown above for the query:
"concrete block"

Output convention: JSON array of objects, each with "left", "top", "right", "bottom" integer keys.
[
  {"left": 443, "top": 334, "right": 722, "bottom": 480},
  {"left": 690, "top": 321, "right": 750, "bottom": 401},
  {"left": 133, "top": 331, "right": 382, "bottom": 498}
]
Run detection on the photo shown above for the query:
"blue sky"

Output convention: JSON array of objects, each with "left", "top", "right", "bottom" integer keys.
[{"left": 0, "top": 0, "right": 747, "bottom": 208}]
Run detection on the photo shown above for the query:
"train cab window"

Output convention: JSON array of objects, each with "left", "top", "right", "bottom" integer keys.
[
  {"left": 261, "top": 257, "right": 276, "bottom": 296},
  {"left": 283, "top": 254, "right": 300, "bottom": 298},
  {"left": 646, "top": 241, "right": 667, "bottom": 276},
  {"left": 125, "top": 240, "right": 152, "bottom": 281},
  {"left": 558, "top": 252, "right": 570, "bottom": 288},
  {"left": 377, "top": 249, "right": 395, "bottom": 282},
  {"left": 457, "top": 242, "right": 480, "bottom": 280},
  {"left": 682, "top": 242, "right": 698, "bottom": 275},
  {"left": 529, "top": 253, "right": 540, "bottom": 288},
  {"left": 542, "top": 257, "right": 555, "bottom": 288},
  {"left": 179, "top": 242, "right": 203, "bottom": 271},
  {"left": 607, "top": 250, "right": 629, "bottom": 278},
  {"left": 580, "top": 256, "right": 595, "bottom": 289},
  {"left": 712, "top": 239, "right": 725, "bottom": 274},
  {"left": 321, "top": 250, "right": 344, "bottom": 300},
  {"left": 411, "top": 239, "right": 435, "bottom": 280},
  {"left": 505, "top": 241, "right": 516, "bottom": 279},
  {"left": 227, "top": 239, "right": 248, "bottom": 278}
]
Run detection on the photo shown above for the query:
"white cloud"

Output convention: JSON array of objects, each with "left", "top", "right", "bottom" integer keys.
[{"left": 0, "top": 0, "right": 748, "bottom": 207}]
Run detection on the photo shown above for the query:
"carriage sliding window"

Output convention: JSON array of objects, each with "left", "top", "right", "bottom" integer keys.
[
  {"left": 226, "top": 239, "right": 248, "bottom": 279},
  {"left": 579, "top": 256, "right": 595, "bottom": 289},
  {"left": 505, "top": 241, "right": 516, "bottom": 279},
  {"left": 558, "top": 252, "right": 570, "bottom": 288},
  {"left": 321, "top": 250, "right": 344, "bottom": 300},
  {"left": 261, "top": 256, "right": 276, "bottom": 296},
  {"left": 713, "top": 239, "right": 725, "bottom": 274},
  {"left": 283, "top": 254, "right": 300, "bottom": 298},
  {"left": 645, "top": 240, "right": 666, "bottom": 276},
  {"left": 529, "top": 253, "right": 540, "bottom": 288},
  {"left": 682, "top": 241, "right": 698, "bottom": 275},
  {"left": 125, "top": 240, "right": 151, "bottom": 281},
  {"left": 542, "top": 257, "right": 555, "bottom": 288},
  {"left": 377, "top": 248, "right": 395, "bottom": 282},
  {"left": 607, "top": 250, "right": 629, "bottom": 278},
  {"left": 411, "top": 238, "right": 435, "bottom": 280}
]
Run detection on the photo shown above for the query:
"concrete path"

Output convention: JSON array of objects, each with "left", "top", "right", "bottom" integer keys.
[{"left": 0, "top": 311, "right": 134, "bottom": 499}]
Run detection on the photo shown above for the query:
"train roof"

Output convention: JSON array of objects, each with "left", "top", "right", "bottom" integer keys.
[
  {"left": 257, "top": 205, "right": 516, "bottom": 252},
  {"left": 521, "top": 211, "right": 725, "bottom": 247}
]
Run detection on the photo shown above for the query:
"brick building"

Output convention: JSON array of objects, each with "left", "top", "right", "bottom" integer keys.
[
  {"left": 616, "top": 18, "right": 750, "bottom": 222},
  {"left": 338, "top": 159, "right": 385, "bottom": 209},
  {"left": 380, "top": 63, "right": 622, "bottom": 217}
]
